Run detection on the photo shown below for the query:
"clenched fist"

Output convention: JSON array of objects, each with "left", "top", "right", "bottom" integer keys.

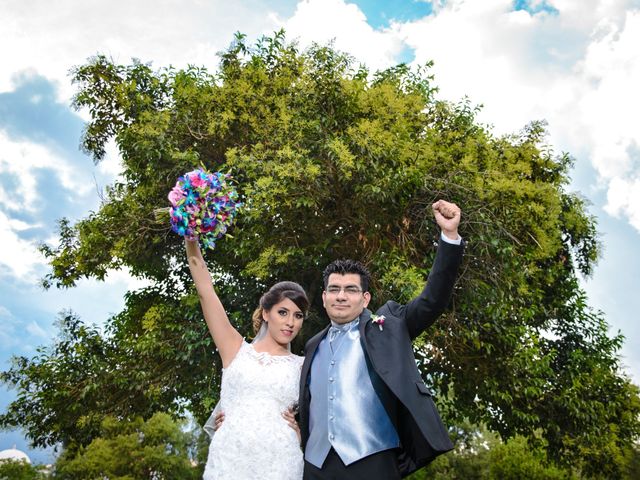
[{"left": 432, "top": 200, "right": 461, "bottom": 240}]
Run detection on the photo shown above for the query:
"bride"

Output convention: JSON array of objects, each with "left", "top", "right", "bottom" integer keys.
[{"left": 185, "top": 239, "right": 307, "bottom": 479}]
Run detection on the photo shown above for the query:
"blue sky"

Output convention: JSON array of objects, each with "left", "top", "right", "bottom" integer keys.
[{"left": 1, "top": 0, "right": 640, "bottom": 465}]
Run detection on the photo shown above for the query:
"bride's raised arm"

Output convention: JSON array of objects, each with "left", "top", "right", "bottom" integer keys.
[{"left": 185, "top": 239, "right": 243, "bottom": 367}]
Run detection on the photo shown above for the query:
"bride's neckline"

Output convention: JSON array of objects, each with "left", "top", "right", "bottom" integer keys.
[{"left": 249, "top": 342, "right": 293, "bottom": 358}]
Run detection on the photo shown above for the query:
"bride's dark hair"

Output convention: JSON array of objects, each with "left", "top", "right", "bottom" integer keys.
[{"left": 251, "top": 281, "right": 309, "bottom": 334}]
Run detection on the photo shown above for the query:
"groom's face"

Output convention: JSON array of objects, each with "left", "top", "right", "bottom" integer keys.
[{"left": 322, "top": 273, "right": 371, "bottom": 324}]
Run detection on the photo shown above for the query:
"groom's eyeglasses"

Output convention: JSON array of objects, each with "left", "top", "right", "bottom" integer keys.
[{"left": 325, "top": 286, "right": 363, "bottom": 296}]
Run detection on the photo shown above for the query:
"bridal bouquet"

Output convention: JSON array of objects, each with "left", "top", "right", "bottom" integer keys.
[{"left": 168, "top": 168, "right": 240, "bottom": 249}]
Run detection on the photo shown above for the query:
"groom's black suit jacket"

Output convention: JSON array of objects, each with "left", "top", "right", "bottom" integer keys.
[{"left": 299, "top": 239, "right": 464, "bottom": 477}]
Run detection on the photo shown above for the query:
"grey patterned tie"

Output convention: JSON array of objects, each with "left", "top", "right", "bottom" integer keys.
[{"left": 328, "top": 325, "right": 347, "bottom": 352}]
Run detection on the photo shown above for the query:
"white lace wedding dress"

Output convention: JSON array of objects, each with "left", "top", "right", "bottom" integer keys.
[{"left": 203, "top": 341, "right": 304, "bottom": 480}]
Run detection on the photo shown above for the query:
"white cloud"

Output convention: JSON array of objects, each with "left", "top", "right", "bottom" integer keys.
[
  {"left": 3, "top": 1, "right": 638, "bottom": 233},
  {"left": 0, "top": 210, "right": 46, "bottom": 282},
  {"left": 97, "top": 138, "right": 125, "bottom": 179},
  {"left": 398, "top": 0, "right": 576, "bottom": 132},
  {"left": 0, "top": 322, "right": 20, "bottom": 350},
  {"left": 0, "top": 305, "right": 53, "bottom": 352},
  {"left": 26, "top": 320, "right": 51, "bottom": 340},
  {"left": 0, "top": 0, "right": 284, "bottom": 101},
  {"left": 576, "top": 9, "right": 640, "bottom": 228},
  {"left": 0, "top": 266, "right": 152, "bottom": 351},
  {"left": 0, "top": 130, "right": 108, "bottom": 284},
  {"left": 0, "top": 130, "right": 94, "bottom": 211},
  {"left": 7, "top": 217, "right": 41, "bottom": 232},
  {"left": 390, "top": 0, "right": 640, "bottom": 233},
  {"left": 103, "top": 266, "right": 152, "bottom": 293},
  {"left": 606, "top": 177, "right": 640, "bottom": 229},
  {"left": 35, "top": 267, "right": 152, "bottom": 331},
  {"left": 282, "top": 0, "right": 405, "bottom": 72}
]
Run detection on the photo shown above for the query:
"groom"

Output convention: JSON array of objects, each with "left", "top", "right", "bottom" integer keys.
[{"left": 300, "top": 199, "right": 463, "bottom": 479}]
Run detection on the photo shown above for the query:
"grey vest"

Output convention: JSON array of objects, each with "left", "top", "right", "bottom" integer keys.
[{"left": 305, "top": 317, "right": 399, "bottom": 467}]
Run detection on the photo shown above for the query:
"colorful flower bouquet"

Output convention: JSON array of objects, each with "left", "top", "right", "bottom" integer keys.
[{"left": 168, "top": 168, "right": 240, "bottom": 249}]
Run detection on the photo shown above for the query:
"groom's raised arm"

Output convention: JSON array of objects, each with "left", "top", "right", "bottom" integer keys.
[
  {"left": 403, "top": 236, "right": 463, "bottom": 339},
  {"left": 400, "top": 200, "right": 463, "bottom": 339}
]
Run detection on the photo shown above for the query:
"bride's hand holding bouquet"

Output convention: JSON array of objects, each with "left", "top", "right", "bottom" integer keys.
[{"left": 167, "top": 167, "right": 241, "bottom": 250}]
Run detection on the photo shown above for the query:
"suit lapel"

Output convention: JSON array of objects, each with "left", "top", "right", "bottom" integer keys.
[
  {"left": 359, "top": 308, "right": 372, "bottom": 341},
  {"left": 301, "top": 325, "right": 331, "bottom": 385},
  {"left": 359, "top": 308, "right": 389, "bottom": 376}
]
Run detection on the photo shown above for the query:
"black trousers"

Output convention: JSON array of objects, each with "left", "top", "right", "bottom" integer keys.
[{"left": 303, "top": 447, "right": 401, "bottom": 480}]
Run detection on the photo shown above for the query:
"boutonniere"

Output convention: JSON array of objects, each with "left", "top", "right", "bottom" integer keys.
[{"left": 371, "top": 314, "right": 386, "bottom": 331}]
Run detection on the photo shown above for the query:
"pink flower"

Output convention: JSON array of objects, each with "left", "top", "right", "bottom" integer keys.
[
  {"left": 189, "top": 172, "right": 207, "bottom": 187},
  {"left": 168, "top": 186, "right": 185, "bottom": 206}
]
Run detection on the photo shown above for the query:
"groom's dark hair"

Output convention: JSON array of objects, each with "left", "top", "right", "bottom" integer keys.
[{"left": 322, "top": 259, "right": 371, "bottom": 292}]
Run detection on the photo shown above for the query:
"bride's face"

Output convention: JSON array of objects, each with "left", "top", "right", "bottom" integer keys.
[{"left": 262, "top": 297, "right": 304, "bottom": 345}]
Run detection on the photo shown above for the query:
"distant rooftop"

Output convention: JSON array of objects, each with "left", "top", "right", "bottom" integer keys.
[{"left": 0, "top": 444, "right": 31, "bottom": 463}]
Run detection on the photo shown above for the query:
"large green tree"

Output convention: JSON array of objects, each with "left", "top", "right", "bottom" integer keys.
[
  {"left": 1, "top": 31, "right": 638, "bottom": 477},
  {"left": 52, "top": 412, "right": 200, "bottom": 479}
]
